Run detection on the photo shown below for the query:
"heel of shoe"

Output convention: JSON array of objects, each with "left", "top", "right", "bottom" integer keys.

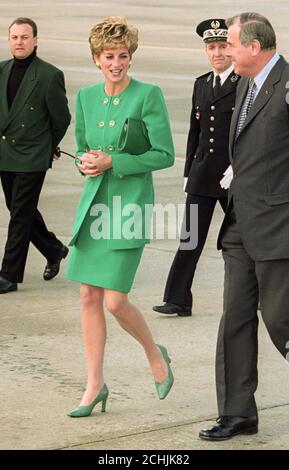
[
  {"left": 68, "top": 383, "right": 109, "bottom": 418},
  {"left": 101, "top": 396, "right": 108, "bottom": 412}
]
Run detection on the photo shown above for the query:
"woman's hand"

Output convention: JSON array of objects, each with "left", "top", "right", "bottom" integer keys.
[{"left": 76, "top": 150, "right": 112, "bottom": 177}]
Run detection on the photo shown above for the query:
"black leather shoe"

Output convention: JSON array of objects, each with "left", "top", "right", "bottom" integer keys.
[
  {"left": 199, "top": 415, "right": 258, "bottom": 441},
  {"left": 43, "top": 245, "right": 69, "bottom": 281},
  {"left": 0, "top": 275, "right": 18, "bottom": 294},
  {"left": 152, "top": 302, "right": 192, "bottom": 317}
]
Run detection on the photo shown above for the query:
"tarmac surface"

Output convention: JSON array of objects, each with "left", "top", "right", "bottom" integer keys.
[{"left": 0, "top": 0, "right": 289, "bottom": 451}]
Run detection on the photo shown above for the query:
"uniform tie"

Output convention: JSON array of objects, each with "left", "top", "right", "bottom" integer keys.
[
  {"left": 213, "top": 74, "right": 221, "bottom": 97},
  {"left": 235, "top": 78, "right": 256, "bottom": 139}
]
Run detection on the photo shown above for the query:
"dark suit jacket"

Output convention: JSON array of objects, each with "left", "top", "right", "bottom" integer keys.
[
  {"left": 0, "top": 56, "right": 71, "bottom": 172},
  {"left": 184, "top": 70, "right": 240, "bottom": 197},
  {"left": 218, "top": 55, "right": 289, "bottom": 261}
]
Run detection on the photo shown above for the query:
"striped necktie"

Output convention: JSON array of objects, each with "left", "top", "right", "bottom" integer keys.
[{"left": 235, "top": 78, "right": 256, "bottom": 139}]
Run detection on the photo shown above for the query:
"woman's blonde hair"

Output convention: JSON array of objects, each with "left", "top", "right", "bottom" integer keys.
[{"left": 89, "top": 16, "right": 138, "bottom": 57}]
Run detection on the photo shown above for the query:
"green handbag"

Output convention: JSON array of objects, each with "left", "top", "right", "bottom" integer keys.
[{"left": 117, "top": 118, "right": 151, "bottom": 155}]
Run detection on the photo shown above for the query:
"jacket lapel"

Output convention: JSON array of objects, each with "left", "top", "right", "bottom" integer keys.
[
  {"left": 212, "top": 71, "right": 239, "bottom": 103},
  {"left": 0, "top": 60, "right": 13, "bottom": 129},
  {"left": 229, "top": 77, "right": 248, "bottom": 154},
  {"left": 202, "top": 72, "right": 214, "bottom": 103},
  {"left": 239, "top": 57, "right": 285, "bottom": 135},
  {"left": 6, "top": 58, "right": 38, "bottom": 127},
  {"left": 233, "top": 56, "right": 286, "bottom": 145}
]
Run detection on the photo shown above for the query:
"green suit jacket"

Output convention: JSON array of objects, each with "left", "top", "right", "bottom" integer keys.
[
  {"left": 70, "top": 78, "right": 175, "bottom": 249},
  {"left": 0, "top": 56, "right": 71, "bottom": 171}
]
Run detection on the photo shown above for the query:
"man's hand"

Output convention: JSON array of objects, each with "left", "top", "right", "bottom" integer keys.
[{"left": 53, "top": 147, "right": 61, "bottom": 161}]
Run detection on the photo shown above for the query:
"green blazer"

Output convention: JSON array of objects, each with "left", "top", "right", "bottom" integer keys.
[
  {"left": 0, "top": 56, "right": 71, "bottom": 171},
  {"left": 70, "top": 78, "right": 175, "bottom": 249}
]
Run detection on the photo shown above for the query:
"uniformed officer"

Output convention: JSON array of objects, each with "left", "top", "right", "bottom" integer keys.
[{"left": 153, "top": 18, "right": 240, "bottom": 316}]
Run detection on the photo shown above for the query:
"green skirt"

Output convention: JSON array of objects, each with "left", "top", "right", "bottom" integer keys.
[{"left": 66, "top": 175, "right": 144, "bottom": 293}]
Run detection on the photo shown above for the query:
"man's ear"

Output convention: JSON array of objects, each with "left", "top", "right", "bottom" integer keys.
[{"left": 250, "top": 39, "right": 261, "bottom": 57}]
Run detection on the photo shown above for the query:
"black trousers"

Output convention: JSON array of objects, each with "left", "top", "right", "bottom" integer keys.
[
  {"left": 217, "top": 210, "right": 289, "bottom": 417},
  {"left": 163, "top": 193, "right": 227, "bottom": 307},
  {"left": 0, "top": 171, "right": 63, "bottom": 283}
]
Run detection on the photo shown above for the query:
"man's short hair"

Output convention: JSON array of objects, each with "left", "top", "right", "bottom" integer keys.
[
  {"left": 226, "top": 12, "right": 276, "bottom": 50},
  {"left": 9, "top": 17, "right": 38, "bottom": 37}
]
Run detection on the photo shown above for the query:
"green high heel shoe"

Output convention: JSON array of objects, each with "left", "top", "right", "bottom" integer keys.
[
  {"left": 155, "top": 344, "right": 174, "bottom": 400},
  {"left": 68, "top": 383, "right": 109, "bottom": 418}
]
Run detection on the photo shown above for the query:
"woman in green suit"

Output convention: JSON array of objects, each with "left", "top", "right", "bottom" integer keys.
[{"left": 67, "top": 17, "right": 175, "bottom": 417}]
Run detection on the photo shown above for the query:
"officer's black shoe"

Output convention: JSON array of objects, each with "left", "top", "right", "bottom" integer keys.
[
  {"left": 199, "top": 415, "right": 258, "bottom": 441},
  {"left": 152, "top": 302, "right": 192, "bottom": 317},
  {"left": 0, "top": 275, "right": 18, "bottom": 294},
  {"left": 43, "top": 245, "right": 69, "bottom": 281}
]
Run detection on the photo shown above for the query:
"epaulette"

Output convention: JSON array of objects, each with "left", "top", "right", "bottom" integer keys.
[{"left": 195, "top": 71, "right": 213, "bottom": 81}]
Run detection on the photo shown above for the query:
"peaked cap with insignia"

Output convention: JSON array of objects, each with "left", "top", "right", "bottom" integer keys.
[{"left": 196, "top": 18, "right": 228, "bottom": 43}]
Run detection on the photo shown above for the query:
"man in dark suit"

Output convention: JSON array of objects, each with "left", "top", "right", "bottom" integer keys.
[
  {"left": 153, "top": 19, "right": 239, "bottom": 316},
  {"left": 199, "top": 12, "right": 289, "bottom": 440},
  {"left": 0, "top": 17, "right": 71, "bottom": 294}
]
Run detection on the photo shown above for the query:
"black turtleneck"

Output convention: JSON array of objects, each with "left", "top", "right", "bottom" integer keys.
[{"left": 7, "top": 49, "right": 37, "bottom": 109}]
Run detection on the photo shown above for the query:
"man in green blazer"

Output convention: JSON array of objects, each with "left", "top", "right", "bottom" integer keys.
[{"left": 0, "top": 17, "right": 71, "bottom": 294}]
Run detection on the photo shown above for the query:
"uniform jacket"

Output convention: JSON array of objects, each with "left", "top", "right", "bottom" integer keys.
[
  {"left": 184, "top": 70, "right": 240, "bottom": 197},
  {"left": 218, "top": 56, "right": 289, "bottom": 261},
  {"left": 0, "top": 56, "right": 71, "bottom": 172},
  {"left": 70, "top": 78, "right": 175, "bottom": 250}
]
